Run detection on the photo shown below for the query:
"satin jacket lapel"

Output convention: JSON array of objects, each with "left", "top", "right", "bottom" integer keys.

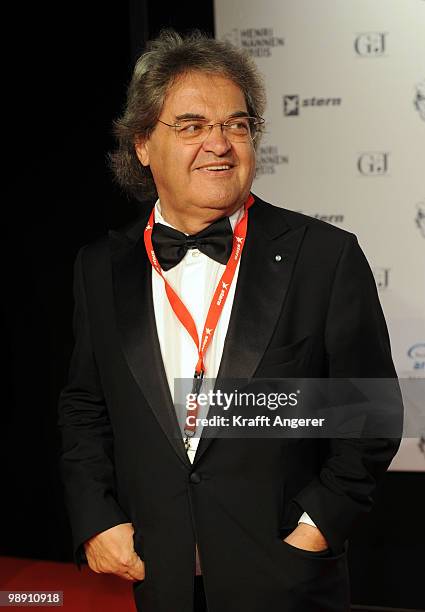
[
  {"left": 110, "top": 216, "right": 191, "bottom": 469},
  {"left": 194, "top": 198, "right": 307, "bottom": 464}
]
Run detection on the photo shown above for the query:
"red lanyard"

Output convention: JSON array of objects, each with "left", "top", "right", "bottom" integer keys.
[{"left": 144, "top": 194, "right": 254, "bottom": 439}]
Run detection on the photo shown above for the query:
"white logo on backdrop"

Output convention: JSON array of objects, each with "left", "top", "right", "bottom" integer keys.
[
  {"left": 373, "top": 267, "right": 391, "bottom": 290},
  {"left": 221, "top": 27, "right": 284, "bottom": 57},
  {"left": 415, "top": 202, "right": 425, "bottom": 238},
  {"left": 283, "top": 95, "right": 342, "bottom": 116},
  {"left": 407, "top": 344, "right": 425, "bottom": 372},
  {"left": 357, "top": 152, "right": 390, "bottom": 176},
  {"left": 354, "top": 32, "right": 388, "bottom": 56},
  {"left": 255, "top": 145, "right": 289, "bottom": 176},
  {"left": 414, "top": 80, "right": 425, "bottom": 121}
]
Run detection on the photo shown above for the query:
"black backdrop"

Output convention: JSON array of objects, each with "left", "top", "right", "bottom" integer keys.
[{"left": 2, "top": 2, "right": 423, "bottom": 609}]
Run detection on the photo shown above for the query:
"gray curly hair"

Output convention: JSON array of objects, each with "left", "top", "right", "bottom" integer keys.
[{"left": 109, "top": 29, "right": 266, "bottom": 202}]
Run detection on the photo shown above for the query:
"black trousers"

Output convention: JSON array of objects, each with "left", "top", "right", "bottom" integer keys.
[{"left": 194, "top": 576, "right": 207, "bottom": 612}]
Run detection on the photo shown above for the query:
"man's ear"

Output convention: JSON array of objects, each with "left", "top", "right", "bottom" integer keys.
[{"left": 135, "top": 137, "right": 150, "bottom": 167}]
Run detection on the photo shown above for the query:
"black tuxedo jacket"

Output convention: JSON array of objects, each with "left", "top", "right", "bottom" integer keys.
[{"left": 58, "top": 195, "right": 401, "bottom": 612}]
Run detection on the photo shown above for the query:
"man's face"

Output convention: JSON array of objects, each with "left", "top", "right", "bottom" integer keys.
[{"left": 135, "top": 71, "right": 256, "bottom": 219}]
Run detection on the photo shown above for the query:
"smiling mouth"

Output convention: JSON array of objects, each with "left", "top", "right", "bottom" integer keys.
[{"left": 197, "top": 164, "right": 233, "bottom": 172}]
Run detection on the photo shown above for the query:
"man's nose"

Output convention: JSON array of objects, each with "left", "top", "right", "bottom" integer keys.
[{"left": 201, "top": 124, "right": 232, "bottom": 155}]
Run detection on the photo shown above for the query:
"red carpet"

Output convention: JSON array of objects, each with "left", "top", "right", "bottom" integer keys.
[{"left": 0, "top": 557, "right": 136, "bottom": 610}]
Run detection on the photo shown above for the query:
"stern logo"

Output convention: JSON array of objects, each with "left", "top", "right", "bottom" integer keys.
[
  {"left": 283, "top": 95, "right": 342, "bottom": 116},
  {"left": 283, "top": 95, "right": 299, "bottom": 116}
]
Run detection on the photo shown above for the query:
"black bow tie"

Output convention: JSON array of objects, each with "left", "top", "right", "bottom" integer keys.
[{"left": 151, "top": 216, "right": 234, "bottom": 271}]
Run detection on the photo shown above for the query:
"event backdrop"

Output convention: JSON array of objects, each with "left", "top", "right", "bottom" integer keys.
[{"left": 214, "top": 0, "right": 425, "bottom": 470}]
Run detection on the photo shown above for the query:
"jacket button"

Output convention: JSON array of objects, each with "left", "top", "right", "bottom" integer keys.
[{"left": 189, "top": 472, "right": 202, "bottom": 484}]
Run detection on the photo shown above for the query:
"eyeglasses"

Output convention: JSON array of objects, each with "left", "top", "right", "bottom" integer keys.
[{"left": 156, "top": 116, "right": 265, "bottom": 144}]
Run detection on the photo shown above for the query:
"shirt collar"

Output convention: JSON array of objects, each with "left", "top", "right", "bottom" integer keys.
[{"left": 154, "top": 199, "right": 244, "bottom": 234}]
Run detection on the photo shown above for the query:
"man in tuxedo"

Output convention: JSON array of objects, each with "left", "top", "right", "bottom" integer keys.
[{"left": 58, "top": 30, "right": 401, "bottom": 612}]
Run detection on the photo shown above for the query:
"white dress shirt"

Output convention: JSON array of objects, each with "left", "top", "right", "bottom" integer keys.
[
  {"left": 151, "top": 200, "right": 315, "bottom": 535},
  {"left": 152, "top": 200, "right": 243, "bottom": 462}
]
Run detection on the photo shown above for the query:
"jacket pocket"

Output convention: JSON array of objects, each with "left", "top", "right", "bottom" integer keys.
[
  {"left": 259, "top": 336, "right": 312, "bottom": 367},
  {"left": 280, "top": 540, "right": 332, "bottom": 558},
  {"left": 274, "top": 539, "right": 350, "bottom": 609}
]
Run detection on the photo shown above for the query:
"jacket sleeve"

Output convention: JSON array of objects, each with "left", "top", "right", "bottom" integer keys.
[
  {"left": 293, "top": 233, "right": 402, "bottom": 554},
  {"left": 58, "top": 247, "right": 129, "bottom": 564}
]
